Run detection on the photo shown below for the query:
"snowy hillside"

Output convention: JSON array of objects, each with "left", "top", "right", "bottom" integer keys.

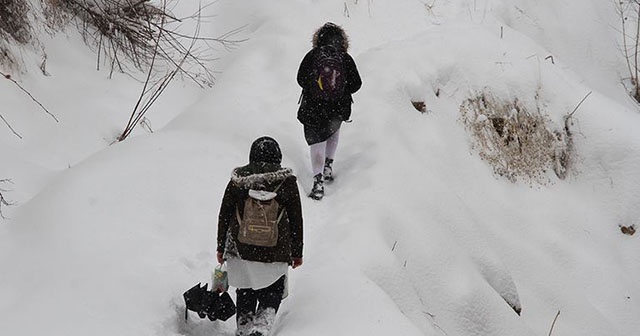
[{"left": 1, "top": 1, "right": 639, "bottom": 336}]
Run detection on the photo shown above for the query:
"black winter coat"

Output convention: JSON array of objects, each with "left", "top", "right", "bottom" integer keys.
[
  {"left": 217, "top": 163, "right": 303, "bottom": 264},
  {"left": 296, "top": 48, "right": 362, "bottom": 128}
]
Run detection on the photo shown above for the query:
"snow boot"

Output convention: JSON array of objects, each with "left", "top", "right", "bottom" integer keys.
[
  {"left": 323, "top": 158, "right": 334, "bottom": 182},
  {"left": 248, "top": 308, "right": 276, "bottom": 336},
  {"left": 309, "top": 173, "right": 324, "bottom": 200},
  {"left": 236, "top": 315, "right": 252, "bottom": 336}
]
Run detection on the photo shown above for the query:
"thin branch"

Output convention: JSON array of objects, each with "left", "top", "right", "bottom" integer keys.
[
  {"left": 618, "top": 1, "right": 635, "bottom": 85},
  {"left": 129, "top": 4, "right": 199, "bottom": 128},
  {"left": 635, "top": 4, "right": 640, "bottom": 91},
  {"left": 149, "top": 22, "right": 247, "bottom": 44},
  {"left": 118, "top": 1, "right": 165, "bottom": 141},
  {"left": 0, "top": 71, "right": 58, "bottom": 122},
  {"left": 97, "top": 33, "right": 102, "bottom": 71},
  {"left": 118, "top": 0, "right": 204, "bottom": 141},
  {"left": 548, "top": 310, "right": 560, "bottom": 336},
  {"left": 0, "top": 113, "right": 22, "bottom": 139},
  {"left": 568, "top": 91, "right": 592, "bottom": 117}
]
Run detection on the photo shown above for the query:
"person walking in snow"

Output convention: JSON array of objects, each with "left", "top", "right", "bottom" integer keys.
[
  {"left": 296, "top": 22, "right": 362, "bottom": 200},
  {"left": 216, "top": 136, "right": 303, "bottom": 336}
]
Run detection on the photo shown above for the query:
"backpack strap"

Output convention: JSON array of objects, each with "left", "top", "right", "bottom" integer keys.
[
  {"left": 272, "top": 179, "right": 286, "bottom": 193},
  {"left": 269, "top": 179, "right": 287, "bottom": 224},
  {"left": 235, "top": 207, "right": 242, "bottom": 227},
  {"left": 275, "top": 207, "right": 286, "bottom": 226}
]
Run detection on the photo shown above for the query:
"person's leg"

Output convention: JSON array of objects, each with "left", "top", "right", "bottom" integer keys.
[
  {"left": 323, "top": 129, "right": 340, "bottom": 181},
  {"left": 236, "top": 288, "right": 258, "bottom": 336},
  {"left": 250, "top": 276, "right": 286, "bottom": 336},
  {"left": 309, "top": 142, "right": 326, "bottom": 200},
  {"left": 324, "top": 128, "right": 341, "bottom": 161},
  {"left": 256, "top": 276, "right": 286, "bottom": 313},
  {"left": 309, "top": 142, "right": 327, "bottom": 176}
]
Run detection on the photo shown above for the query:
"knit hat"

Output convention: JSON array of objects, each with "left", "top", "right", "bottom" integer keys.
[{"left": 249, "top": 136, "right": 282, "bottom": 164}]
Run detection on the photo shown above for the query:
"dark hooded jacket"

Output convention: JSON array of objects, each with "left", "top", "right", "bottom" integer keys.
[
  {"left": 217, "top": 138, "right": 303, "bottom": 264},
  {"left": 296, "top": 23, "right": 362, "bottom": 129}
]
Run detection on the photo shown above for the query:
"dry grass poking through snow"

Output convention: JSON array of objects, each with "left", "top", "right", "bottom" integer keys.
[{"left": 460, "top": 90, "right": 572, "bottom": 185}]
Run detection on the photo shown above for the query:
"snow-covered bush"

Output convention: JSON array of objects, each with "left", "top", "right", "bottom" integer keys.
[{"left": 460, "top": 90, "right": 572, "bottom": 185}]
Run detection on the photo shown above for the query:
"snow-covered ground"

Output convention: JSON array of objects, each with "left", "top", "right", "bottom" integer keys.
[{"left": 1, "top": 1, "right": 639, "bottom": 335}]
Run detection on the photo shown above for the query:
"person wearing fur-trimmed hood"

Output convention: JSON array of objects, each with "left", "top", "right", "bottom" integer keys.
[
  {"left": 217, "top": 136, "right": 303, "bottom": 336},
  {"left": 296, "top": 22, "right": 362, "bottom": 200}
]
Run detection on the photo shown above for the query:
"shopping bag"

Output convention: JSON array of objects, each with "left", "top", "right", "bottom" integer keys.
[{"left": 212, "top": 264, "right": 229, "bottom": 293}]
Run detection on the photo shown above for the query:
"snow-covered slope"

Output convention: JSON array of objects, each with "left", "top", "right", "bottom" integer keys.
[{"left": 1, "top": 1, "right": 639, "bottom": 335}]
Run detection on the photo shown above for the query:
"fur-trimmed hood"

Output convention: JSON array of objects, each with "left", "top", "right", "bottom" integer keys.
[
  {"left": 231, "top": 165, "right": 294, "bottom": 190},
  {"left": 312, "top": 22, "right": 349, "bottom": 51}
]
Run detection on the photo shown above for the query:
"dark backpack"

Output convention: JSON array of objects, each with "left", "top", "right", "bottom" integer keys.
[
  {"left": 309, "top": 45, "right": 346, "bottom": 102},
  {"left": 235, "top": 182, "right": 285, "bottom": 247}
]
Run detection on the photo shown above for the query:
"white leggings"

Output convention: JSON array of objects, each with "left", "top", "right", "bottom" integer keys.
[{"left": 309, "top": 129, "right": 340, "bottom": 176}]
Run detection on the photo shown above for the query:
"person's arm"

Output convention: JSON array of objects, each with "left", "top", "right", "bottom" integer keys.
[
  {"left": 284, "top": 177, "right": 304, "bottom": 266},
  {"left": 344, "top": 53, "right": 362, "bottom": 94},
  {"left": 216, "top": 180, "right": 236, "bottom": 260},
  {"left": 297, "top": 50, "right": 315, "bottom": 90}
]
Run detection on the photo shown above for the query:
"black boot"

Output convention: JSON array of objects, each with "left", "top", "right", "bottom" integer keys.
[
  {"left": 323, "top": 158, "right": 334, "bottom": 182},
  {"left": 309, "top": 173, "right": 324, "bottom": 200}
]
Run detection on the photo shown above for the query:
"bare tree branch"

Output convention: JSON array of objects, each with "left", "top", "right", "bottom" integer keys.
[
  {"left": 568, "top": 91, "right": 592, "bottom": 117},
  {"left": 635, "top": 4, "right": 640, "bottom": 96},
  {"left": 0, "top": 71, "right": 58, "bottom": 123},
  {"left": 548, "top": 310, "right": 561, "bottom": 336},
  {"left": 617, "top": 1, "right": 636, "bottom": 86},
  {"left": 119, "top": 5, "right": 165, "bottom": 142},
  {"left": 117, "top": 0, "right": 205, "bottom": 141},
  {"left": 0, "top": 113, "right": 22, "bottom": 139},
  {"left": 616, "top": 0, "right": 640, "bottom": 101}
]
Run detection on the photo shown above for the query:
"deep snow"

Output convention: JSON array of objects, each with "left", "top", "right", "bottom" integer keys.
[{"left": 1, "top": 1, "right": 639, "bottom": 335}]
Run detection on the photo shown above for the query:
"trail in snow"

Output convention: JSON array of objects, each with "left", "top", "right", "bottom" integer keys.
[{"left": 1, "top": 1, "right": 640, "bottom": 336}]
